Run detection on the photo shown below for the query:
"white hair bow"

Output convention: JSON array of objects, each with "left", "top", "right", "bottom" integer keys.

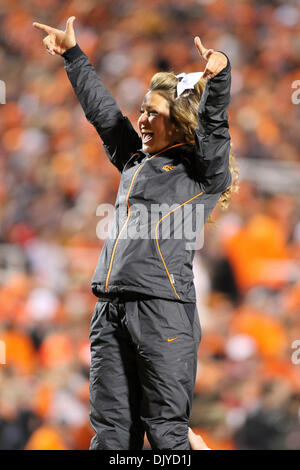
[{"left": 175, "top": 72, "right": 204, "bottom": 98}]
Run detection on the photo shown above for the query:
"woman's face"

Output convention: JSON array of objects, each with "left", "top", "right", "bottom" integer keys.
[{"left": 138, "top": 91, "right": 178, "bottom": 154}]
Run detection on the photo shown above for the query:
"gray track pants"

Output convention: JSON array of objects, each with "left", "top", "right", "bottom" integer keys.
[{"left": 89, "top": 295, "right": 201, "bottom": 450}]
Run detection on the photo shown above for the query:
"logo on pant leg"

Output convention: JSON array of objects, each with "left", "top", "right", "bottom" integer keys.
[{"left": 167, "top": 336, "right": 178, "bottom": 342}]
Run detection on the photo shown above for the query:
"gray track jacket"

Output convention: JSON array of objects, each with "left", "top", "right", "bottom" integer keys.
[{"left": 62, "top": 44, "right": 232, "bottom": 303}]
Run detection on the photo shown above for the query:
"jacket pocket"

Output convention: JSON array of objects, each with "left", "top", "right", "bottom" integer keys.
[
  {"left": 177, "top": 302, "right": 202, "bottom": 343},
  {"left": 153, "top": 237, "right": 184, "bottom": 300}
]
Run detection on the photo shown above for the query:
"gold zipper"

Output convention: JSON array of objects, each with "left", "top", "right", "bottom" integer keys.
[{"left": 155, "top": 191, "right": 204, "bottom": 299}]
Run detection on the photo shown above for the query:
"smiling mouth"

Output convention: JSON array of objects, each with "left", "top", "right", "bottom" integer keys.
[{"left": 142, "top": 132, "right": 154, "bottom": 143}]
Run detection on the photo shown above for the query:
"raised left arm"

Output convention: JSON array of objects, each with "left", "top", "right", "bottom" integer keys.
[{"left": 193, "top": 38, "right": 232, "bottom": 193}]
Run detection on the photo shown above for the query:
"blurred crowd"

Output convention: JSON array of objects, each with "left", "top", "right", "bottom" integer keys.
[{"left": 0, "top": 0, "right": 300, "bottom": 450}]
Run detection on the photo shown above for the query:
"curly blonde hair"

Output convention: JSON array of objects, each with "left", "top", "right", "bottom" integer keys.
[{"left": 148, "top": 72, "right": 239, "bottom": 211}]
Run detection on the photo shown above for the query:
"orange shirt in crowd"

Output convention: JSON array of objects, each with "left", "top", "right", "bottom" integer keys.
[
  {"left": 230, "top": 305, "right": 288, "bottom": 359},
  {"left": 225, "top": 214, "right": 289, "bottom": 292},
  {"left": 0, "top": 329, "right": 36, "bottom": 374},
  {"left": 25, "top": 426, "right": 68, "bottom": 450}
]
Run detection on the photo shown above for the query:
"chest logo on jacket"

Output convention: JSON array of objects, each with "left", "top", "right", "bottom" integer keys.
[{"left": 162, "top": 164, "right": 176, "bottom": 172}]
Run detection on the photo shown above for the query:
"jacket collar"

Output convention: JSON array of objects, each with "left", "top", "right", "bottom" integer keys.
[{"left": 137, "top": 142, "right": 195, "bottom": 159}]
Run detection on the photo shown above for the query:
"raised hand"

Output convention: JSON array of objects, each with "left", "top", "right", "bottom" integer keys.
[
  {"left": 194, "top": 36, "right": 228, "bottom": 79},
  {"left": 32, "top": 16, "right": 76, "bottom": 56}
]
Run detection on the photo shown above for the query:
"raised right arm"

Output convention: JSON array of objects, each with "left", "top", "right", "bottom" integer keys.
[
  {"left": 33, "top": 17, "right": 141, "bottom": 172},
  {"left": 62, "top": 44, "right": 142, "bottom": 172}
]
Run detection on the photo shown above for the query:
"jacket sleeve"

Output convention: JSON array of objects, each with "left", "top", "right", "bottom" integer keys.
[
  {"left": 62, "top": 44, "right": 142, "bottom": 172},
  {"left": 194, "top": 52, "right": 232, "bottom": 193}
]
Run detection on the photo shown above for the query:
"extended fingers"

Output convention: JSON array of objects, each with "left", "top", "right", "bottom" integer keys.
[
  {"left": 194, "top": 36, "right": 228, "bottom": 79},
  {"left": 65, "top": 16, "right": 76, "bottom": 33},
  {"left": 194, "top": 36, "right": 207, "bottom": 57},
  {"left": 34, "top": 22, "right": 57, "bottom": 55},
  {"left": 194, "top": 37, "right": 215, "bottom": 62},
  {"left": 33, "top": 22, "right": 55, "bottom": 35}
]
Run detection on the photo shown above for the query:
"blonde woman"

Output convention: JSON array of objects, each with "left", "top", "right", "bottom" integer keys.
[{"left": 33, "top": 17, "right": 235, "bottom": 450}]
